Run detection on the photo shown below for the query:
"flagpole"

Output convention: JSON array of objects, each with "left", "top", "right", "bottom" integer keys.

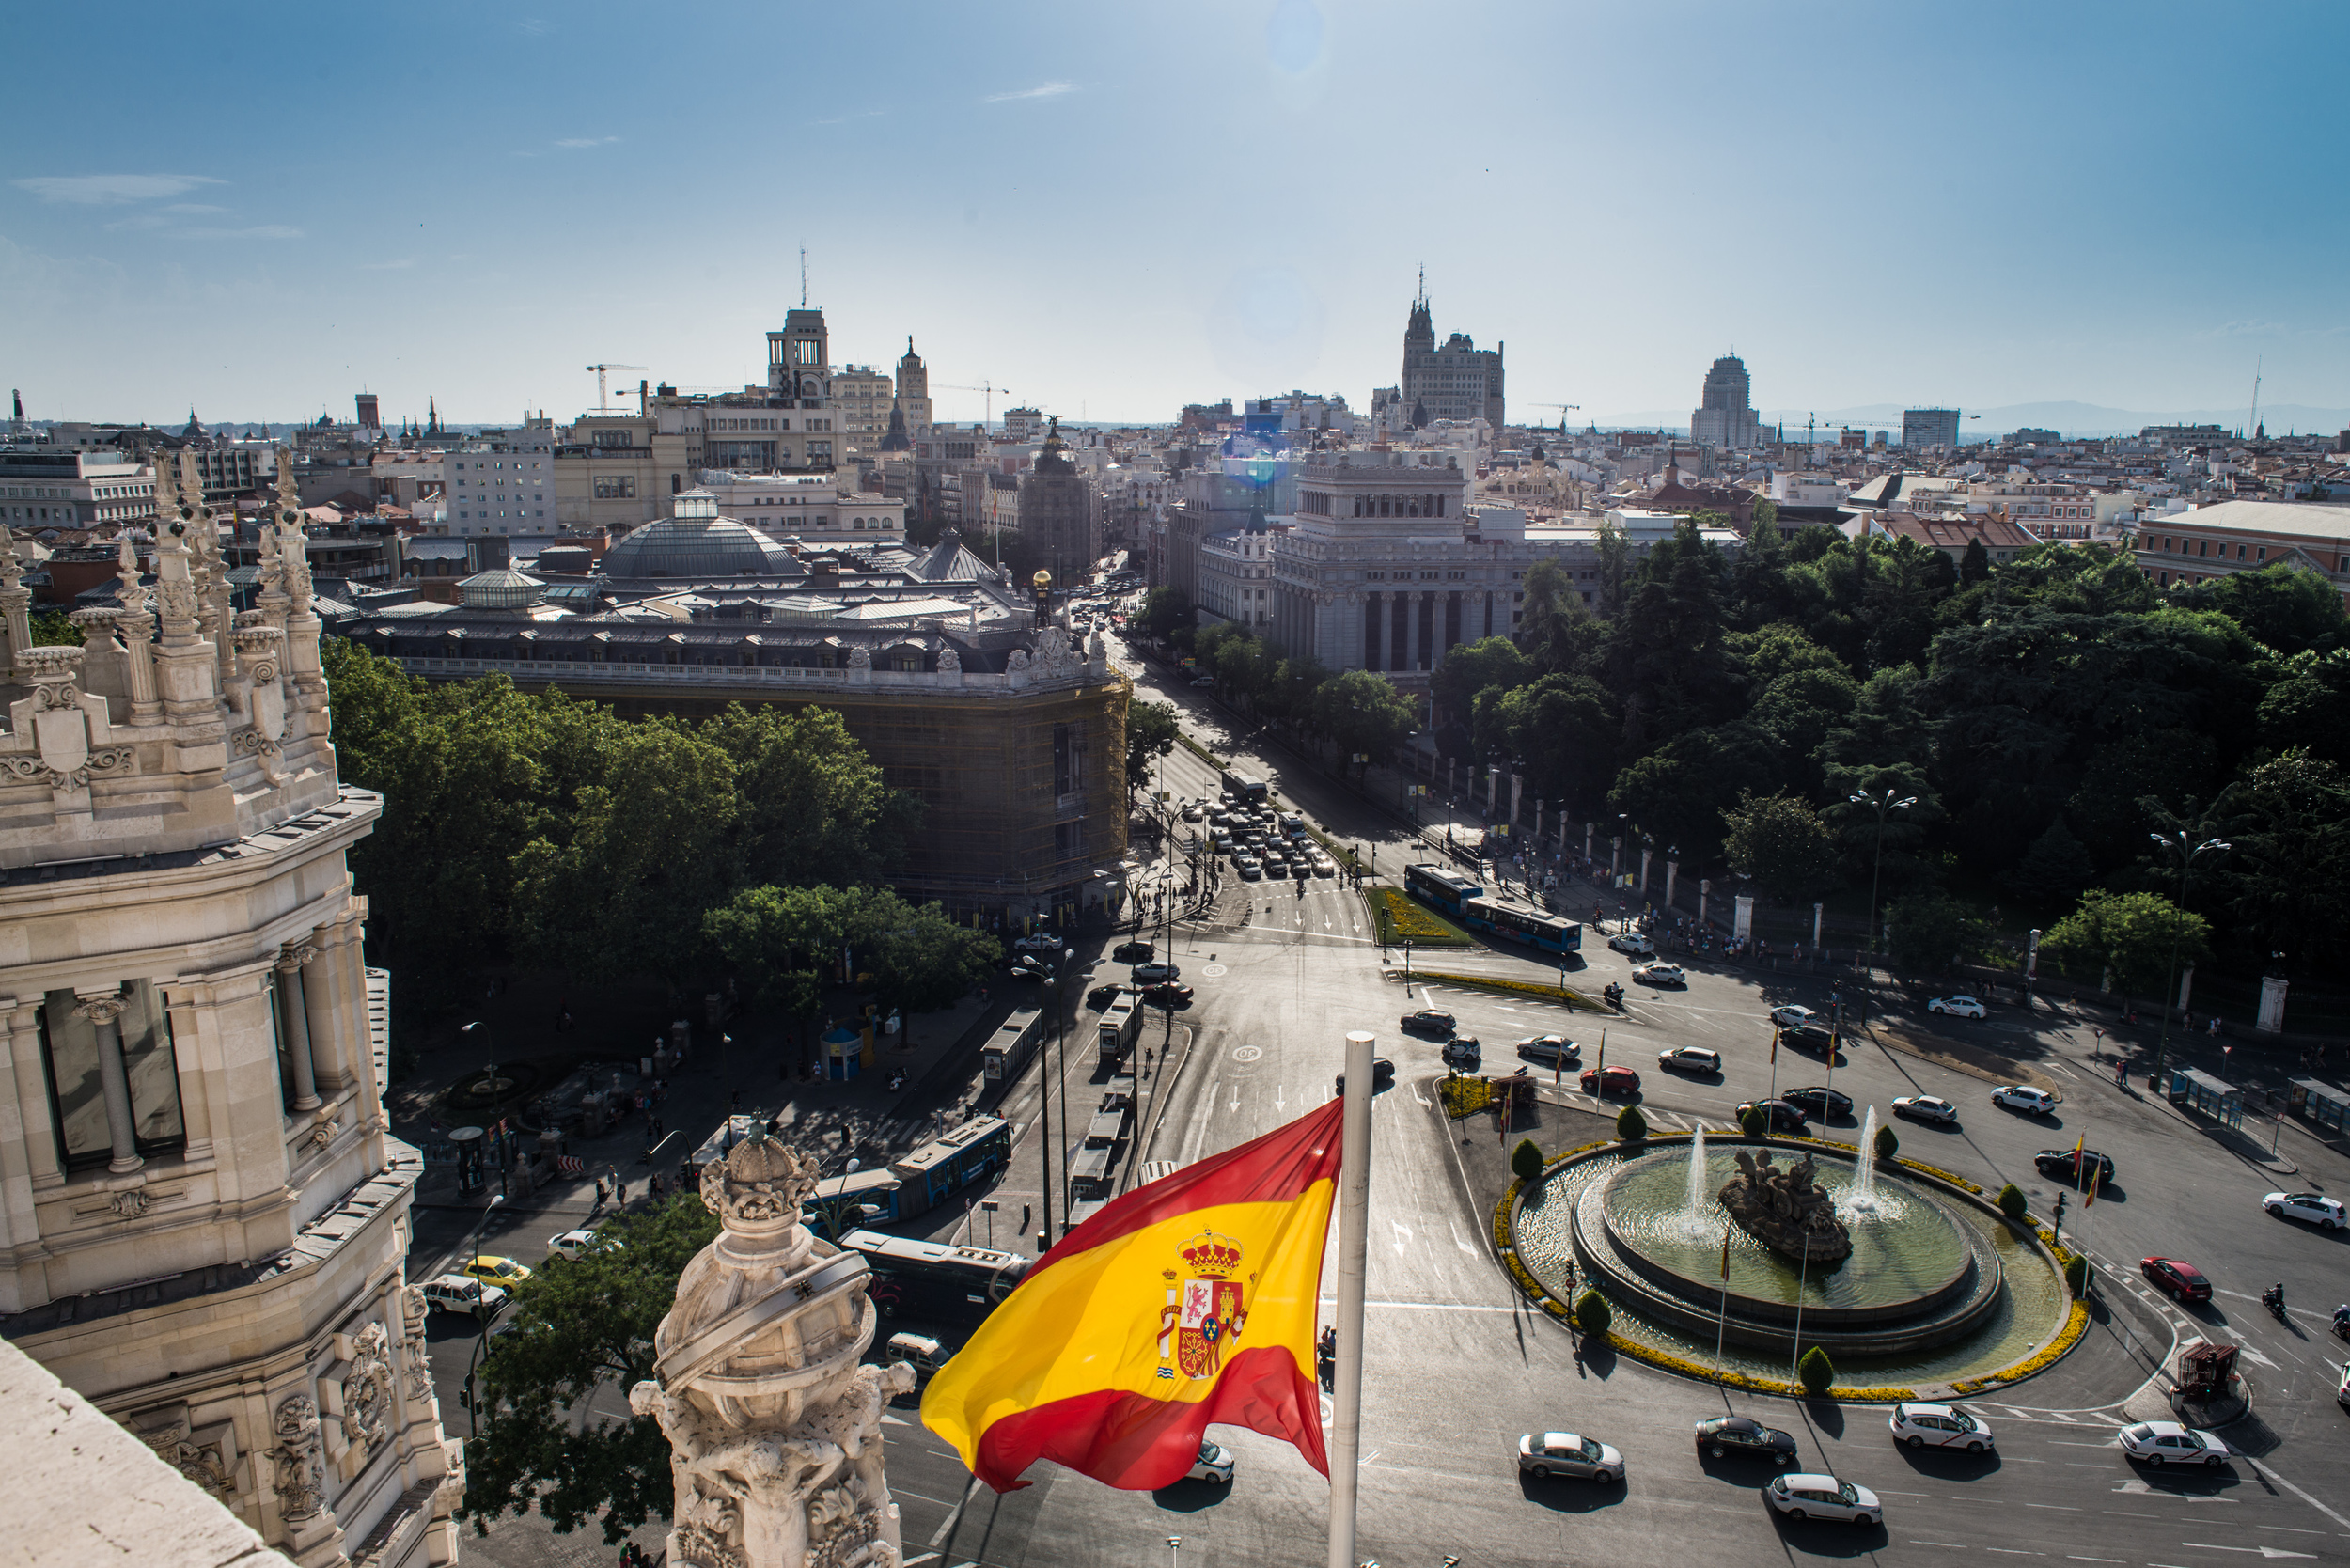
[{"left": 1326, "top": 1030, "right": 1375, "bottom": 1568}]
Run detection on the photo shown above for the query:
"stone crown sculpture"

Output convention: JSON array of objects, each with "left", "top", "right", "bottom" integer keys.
[{"left": 1719, "top": 1149, "right": 1852, "bottom": 1265}]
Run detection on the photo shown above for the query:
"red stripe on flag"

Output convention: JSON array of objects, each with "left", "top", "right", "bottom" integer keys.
[
  {"left": 971, "top": 1344, "right": 1324, "bottom": 1493},
  {"left": 1021, "top": 1099, "right": 1344, "bottom": 1288}
]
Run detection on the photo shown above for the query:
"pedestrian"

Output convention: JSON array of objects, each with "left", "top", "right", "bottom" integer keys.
[
  {"left": 616, "top": 1179, "right": 629, "bottom": 1205},
  {"left": 595, "top": 1178, "right": 608, "bottom": 1208}
]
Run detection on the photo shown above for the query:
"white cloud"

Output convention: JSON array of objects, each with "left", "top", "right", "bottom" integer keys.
[
  {"left": 174, "top": 225, "right": 304, "bottom": 241},
  {"left": 983, "top": 82, "right": 1074, "bottom": 103},
  {"left": 552, "top": 136, "right": 621, "bottom": 149},
  {"left": 12, "top": 173, "right": 225, "bottom": 205},
  {"left": 163, "top": 203, "right": 229, "bottom": 214},
  {"left": 361, "top": 259, "right": 415, "bottom": 271}
]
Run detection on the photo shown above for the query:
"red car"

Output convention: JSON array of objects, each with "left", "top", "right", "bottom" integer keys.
[
  {"left": 2140, "top": 1257, "right": 2211, "bottom": 1303},
  {"left": 1580, "top": 1065, "right": 1641, "bottom": 1098}
]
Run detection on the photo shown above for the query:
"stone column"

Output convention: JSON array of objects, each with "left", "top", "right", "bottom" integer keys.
[
  {"left": 74, "top": 990, "right": 143, "bottom": 1174},
  {"left": 1509, "top": 774, "right": 1523, "bottom": 827},
  {"left": 1532, "top": 799, "right": 1543, "bottom": 845},
  {"left": 275, "top": 948, "right": 321, "bottom": 1113},
  {"left": 1584, "top": 823, "right": 1593, "bottom": 860},
  {"left": 300, "top": 928, "right": 351, "bottom": 1096},
  {"left": 2257, "top": 974, "right": 2288, "bottom": 1034},
  {"left": 1610, "top": 836, "right": 1622, "bottom": 876},
  {"left": 2176, "top": 962, "right": 2195, "bottom": 1017},
  {"left": 1665, "top": 858, "right": 1678, "bottom": 910},
  {"left": 1639, "top": 845, "right": 1653, "bottom": 896},
  {"left": 634, "top": 1131, "right": 913, "bottom": 1568},
  {"left": 1699, "top": 878, "right": 1711, "bottom": 928},
  {"left": 1, "top": 999, "right": 55, "bottom": 1256}
]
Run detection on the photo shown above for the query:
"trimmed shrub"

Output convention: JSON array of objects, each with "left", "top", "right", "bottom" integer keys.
[
  {"left": 1616, "top": 1105, "right": 1649, "bottom": 1141},
  {"left": 1740, "top": 1105, "right": 1768, "bottom": 1140},
  {"left": 1873, "top": 1121, "right": 1899, "bottom": 1161},
  {"left": 2065, "top": 1254, "right": 2092, "bottom": 1296},
  {"left": 1510, "top": 1137, "right": 1545, "bottom": 1183},
  {"left": 1798, "top": 1344, "right": 1836, "bottom": 1395},
  {"left": 1996, "top": 1183, "right": 2029, "bottom": 1221},
  {"left": 1573, "top": 1287, "right": 1612, "bottom": 1337}
]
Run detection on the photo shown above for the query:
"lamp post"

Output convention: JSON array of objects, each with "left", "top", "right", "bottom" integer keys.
[
  {"left": 459, "top": 1191, "right": 507, "bottom": 1436},
  {"left": 1849, "top": 788, "right": 1917, "bottom": 973},
  {"left": 2148, "top": 829, "right": 2229, "bottom": 1088}
]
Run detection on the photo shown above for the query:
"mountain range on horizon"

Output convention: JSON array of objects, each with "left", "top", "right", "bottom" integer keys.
[{"left": 1578, "top": 400, "right": 2350, "bottom": 440}]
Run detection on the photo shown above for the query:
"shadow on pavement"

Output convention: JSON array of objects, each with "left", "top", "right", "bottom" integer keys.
[
  {"left": 1150, "top": 1479, "right": 1234, "bottom": 1513},
  {"left": 1515, "top": 1471, "right": 1624, "bottom": 1513}
]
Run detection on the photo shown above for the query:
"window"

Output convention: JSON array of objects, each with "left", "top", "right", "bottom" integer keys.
[
  {"left": 38, "top": 982, "right": 185, "bottom": 1173},
  {"left": 594, "top": 475, "right": 636, "bottom": 500},
  {"left": 793, "top": 338, "right": 821, "bottom": 366},
  {"left": 593, "top": 429, "right": 633, "bottom": 449}
]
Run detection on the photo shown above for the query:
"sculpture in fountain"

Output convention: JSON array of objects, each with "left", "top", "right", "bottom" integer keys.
[
  {"left": 1719, "top": 1149, "right": 1853, "bottom": 1265},
  {"left": 631, "top": 1129, "right": 915, "bottom": 1568}
]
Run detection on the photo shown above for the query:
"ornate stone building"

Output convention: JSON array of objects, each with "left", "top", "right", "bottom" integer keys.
[
  {"left": 0, "top": 454, "right": 460, "bottom": 1565},
  {"left": 1399, "top": 280, "right": 1505, "bottom": 430}
]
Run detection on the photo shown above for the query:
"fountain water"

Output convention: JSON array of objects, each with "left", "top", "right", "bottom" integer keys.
[
  {"left": 1684, "top": 1125, "right": 1709, "bottom": 1231},
  {"left": 1849, "top": 1106, "right": 1879, "bottom": 1211}
]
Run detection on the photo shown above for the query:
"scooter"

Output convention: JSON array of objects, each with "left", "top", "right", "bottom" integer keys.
[{"left": 1603, "top": 983, "right": 1625, "bottom": 1011}]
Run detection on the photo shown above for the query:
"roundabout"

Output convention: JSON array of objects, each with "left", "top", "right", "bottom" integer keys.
[{"left": 1505, "top": 1130, "right": 2078, "bottom": 1398}]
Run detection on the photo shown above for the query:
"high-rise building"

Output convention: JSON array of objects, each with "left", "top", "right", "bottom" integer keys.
[
  {"left": 1689, "top": 355, "right": 1760, "bottom": 449},
  {"left": 1903, "top": 408, "right": 1961, "bottom": 450},
  {"left": 0, "top": 456, "right": 460, "bottom": 1562},
  {"left": 1399, "top": 280, "right": 1505, "bottom": 430},
  {"left": 354, "top": 393, "right": 380, "bottom": 431},
  {"left": 895, "top": 339, "right": 932, "bottom": 436},
  {"left": 833, "top": 366, "right": 893, "bottom": 455},
  {"left": 1018, "top": 420, "right": 1100, "bottom": 579}
]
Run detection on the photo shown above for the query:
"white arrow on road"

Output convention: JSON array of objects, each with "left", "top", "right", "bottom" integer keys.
[{"left": 2181, "top": 1545, "right": 2314, "bottom": 1559}]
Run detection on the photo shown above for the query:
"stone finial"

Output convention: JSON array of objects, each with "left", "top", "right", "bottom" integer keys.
[{"left": 697, "top": 1129, "right": 822, "bottom": 1236}]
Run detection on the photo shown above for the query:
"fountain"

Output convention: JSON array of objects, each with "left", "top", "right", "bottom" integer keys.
[
  {"left": 1684, "top": 1125, "right": 1709, "bottom": 1231},
  {"left": 1848, "top": 1106, "right": 1879, "bottom": 1212},
  {"left": 1720, "top": 1150, "right": 1852, "bottom": 1264}
]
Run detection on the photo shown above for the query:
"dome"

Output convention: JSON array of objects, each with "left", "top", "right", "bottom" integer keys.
[
  {"left": 601, "top": 491, "right": 797, "bottom": 578},
  {"left": 458, "top": 568, "right": 546, "bottom": 610}
]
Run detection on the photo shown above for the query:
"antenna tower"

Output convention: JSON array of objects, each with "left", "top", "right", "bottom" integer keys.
[
  {"left": 2248, "top": 354, "right": 2263, "bottom": 438},
  {"left": 800, "top": 246, "right": 809, "bottom": 308}
]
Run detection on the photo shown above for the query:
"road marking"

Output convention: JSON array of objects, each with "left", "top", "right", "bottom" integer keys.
[
  {"left": 2242, "top": 1457, "right": 2350, "bottom": 1531},
  {"left": 925, "top": 1476, "right": 979, "bottom": 1549},
  {"left": 1983, "top": 1550, "right": 2044, "bottom": 1557},
  {"left": 1909, "top": 1544, "right": 1969, "bottom": 1550},
  {"left": 1231, "top": 1045, "right": 1262, "bottom": 1062},
  {"left": 903, "top": 1557, "right": 939, "bottom": 1567},
  {"left": 2024, "top": 1503, "right": 2080, "bottom": 1510},
  {"left": 2064, "top": 1559, "right": 2123, "bottom": 1564},
  {"left": 2181, "top": 1546, "right": 2315, "bottom": 1559}
]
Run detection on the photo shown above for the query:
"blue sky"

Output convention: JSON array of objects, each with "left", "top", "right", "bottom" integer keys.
[{"left": 6, "top": 1, "right": 2348, "bottom": 431}]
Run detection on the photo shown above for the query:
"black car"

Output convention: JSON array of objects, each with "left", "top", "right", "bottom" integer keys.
[
  {"left": 1738, "top": 1099, "right": 1809, "bottom": 1134},
  {"left": 1695, "top": 1415, "right": 1798, "bottom": 1466},
  {"left": 1142, "top": 981, "right": 1195, "bottom": 1009},
  {"left": 1783, "top": 1085, "right": 1854, "bottom": 1120},
  {"left": 1401, "top": 1009, "right": 1456, "bottom": 1036},
  {"left": 1336, "top": 1058, "right": 1396, "bottom": 1095},
  {"left": 1781, "top": 1024, "right": 1838, "bottom": 1057},
  {"left": 1113, "top": 940, "right": 1155, "bottom": 964},
  {"left": 2034, "top": 1149, "right": 2115, "bottom": 1188}
]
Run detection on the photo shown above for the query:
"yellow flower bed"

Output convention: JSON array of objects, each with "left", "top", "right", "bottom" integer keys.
[
  {"left": 1440, "top": 1074, "right": 1493, "bottom": 1119},
  {"left": 1410, "top": 968, "right": 1604, "bottom": 1011},
  {"left": 1493, "top": 1180, "right": 1519, "bottom": 1250},
  {"left": 1368, "top": 887, "right": 1474, "bottom": 948},
  {"left": 1893, "top": 1155, "right": 1983, "bottom": 1195},
  {"left": 1950, "top": 1300, "right": 2091, "bottom": 1395}
]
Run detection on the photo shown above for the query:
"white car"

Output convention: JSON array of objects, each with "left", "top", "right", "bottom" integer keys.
[
  {"left": 1991, "top": 1084, "right": 2056, "bottom": 1116},
  {"left": 1892, "top": 1094, "right": 1958, "bottom": 1125},
  {"left": 1634, "top": 962, "right": 1686, "bottom": 986},
  {"left": 1606, "top": 933, "right": 1654, "bottom": 956},
  {"left": 1184, "top": 1439, "right": 1234, "bottom": 1484},
  {"left": 420, "top": 1274, "right": 509, "bottom": 1320},
  {"left": 1764, "top": 1472, "right": 1881, "bottom": 1526},
  {"left": 1888, "top": 1403, "right": 1992, "bottom": 1451},
  {"left": 1516, "top": 1431, "right": 1623, "bottom": 1483},
  {"left": 2264, "top": 1191, "right": 2348, "bottom": 1230},
  {"left": 1927, "top": 995, "right": 1986, "bottom": 1019},
  {"left": 547, "top": 1228, "right": 615, "bottom": 1262},
  {"left": 2117, "top": 1420, "right": 2230, "bottom": 1467},
  {"left": 1769, "top": 1004, "right": 1818, "bottom": 1030},
  {"left": 1013, "top": 933, "right": 1065, "bottom": 952}
]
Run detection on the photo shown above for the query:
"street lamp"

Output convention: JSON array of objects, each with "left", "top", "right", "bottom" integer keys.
[
  {"left": 2148, "top": 829, "right": 2229, "bottom": 1088},
  {"left": 1849, "top": 788, "right": 1917, "bottom": 972}
]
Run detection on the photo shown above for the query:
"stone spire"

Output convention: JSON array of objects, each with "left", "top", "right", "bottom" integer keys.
[
  {"left": 631, "top": 1130, "right": 912, "bottom": 1568},
  {"left": 0, "top": 523, "right": 30, "bottom": 672}
]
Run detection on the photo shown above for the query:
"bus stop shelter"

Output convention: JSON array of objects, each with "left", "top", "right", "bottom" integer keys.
[
  {"left": 2288, "top": 1076, "right": 2350, "bottom": 1135},
  {"left": 2167, "top": 1067, "right": 2245, "bottom": 1130}
]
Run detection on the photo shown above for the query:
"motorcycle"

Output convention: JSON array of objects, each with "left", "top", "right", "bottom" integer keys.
[
  {"left": 1603, "top": 983, "right": 1625, "bottom": 1011},
  {"left": 2261, "top": 1283, "right": 2286, "bottom": 1321},
  {"left": 2332, "top": 1309, "right": 2350, "bottom": 1344}
]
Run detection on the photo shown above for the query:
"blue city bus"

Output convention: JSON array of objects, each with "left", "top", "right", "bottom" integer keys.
[
  {"left": 886, "top": 1115, "right": 1011, "bottom": 1215},
  {"left": 839, "top": 1230, "right": 1031, "bottom": 1326},
  {"left": 1404, "top": 861, "right": 1484, "bottom": 919},
  {"left": 1464, "top": 897, "right": 1582, "bottom": 954}
]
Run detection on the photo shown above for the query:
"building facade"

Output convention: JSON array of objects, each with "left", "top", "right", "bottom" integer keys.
[
  {"left": 894, "top": 340, "right": 933, "bottom": 437},
  {"left": 1, "top": 450, "right": 155, "bottom": 529},
  {"left": 1689, "top": 355, "right": 1761, "bottom": 449},
  {"left": 691, "top": 471, "right": 906, "bottom": 545},
  {"left": 1017, "top": 425, "right": 1100, "bottom": 580},
  {"left": 440, "top": 419, "right": 556, "bottom": 536},
  {"left": 2134, "top": 499, "right": 2350, "bottom": 606},
  {"left": 1197, "top": 514, "right": 1275, "bottom": 630},
  {"left": 1400, "top": 285, "right": 1505, "bottom": 429},
  {"left": 832, "top": 366, "right": 894, "bottom": 456},
  {"left": 1903, "top": 408, "right": 1961, "bottom": 450},
  {"left": 0, "top": 455, "right": 460, "bottom": 1565}
]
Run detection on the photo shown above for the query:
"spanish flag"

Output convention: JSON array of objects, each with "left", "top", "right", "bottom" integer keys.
[{"left": 923, "top": 1099, "right": 1342, "bottom": 1493}]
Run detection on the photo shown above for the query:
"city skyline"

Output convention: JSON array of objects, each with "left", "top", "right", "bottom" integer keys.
[{"left": 7, "top": 1, "right": 2349, "bottom": 431}]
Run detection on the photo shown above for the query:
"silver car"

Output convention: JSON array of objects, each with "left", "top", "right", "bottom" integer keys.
[
  {"left": 2117, "top": 1419, "right": 2230, "bottom": 1467},
  {"left": 1765, "top": 1472, "right": 1881, "bottom": 1526},
  {"left": 1516, "top": 1431, "right": 1622, "bottom": 1483}
]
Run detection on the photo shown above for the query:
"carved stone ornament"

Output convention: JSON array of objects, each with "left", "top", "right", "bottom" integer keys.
[
  {"left": 846, "top": 643, "right": 872, "bottom": 670},
  {"left": 697, "top": 1132, "right": 822, "bottom": 1231},
  {"left": 935, "top": 643, "right": 961, "bottom": 674},
  {"left": 400, "top": 1286, "right": 434, "bottom": 1402},
  {"left": 308, "top": 1114, "right": 340, "bottom": 1151},
  {"left": 138, "top": 1412, "right": 237, "bottom": 1499},
  {"left": 108, "top": 1187, "right": 151, "bottom": 1218},
  {"left": 1720, "top": 1149, "right": 1852, "bottom": 1265},
  {"left": 233, "top": 726, "right": 284, "bottom": 760},
  {"left": 340, "top": 1322, "right": 395, "bottom": 1459},
  {"left": 269, "top": 1393, "right": 327, "bottom": 1521}
]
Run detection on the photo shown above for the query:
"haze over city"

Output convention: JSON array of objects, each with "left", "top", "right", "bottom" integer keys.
[{"left": 8, "top": 0, "right": 2350, "bottom": 432}]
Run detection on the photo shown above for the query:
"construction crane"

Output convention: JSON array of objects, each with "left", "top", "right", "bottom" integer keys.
[
  {"left": 936, "top": 382, "right": 1011, "bottom": 429},
  {"left": 1526, "top": 401, "right": 1581, "bottom": 435},
  {"left": 585, "top": 363, "right": 647, "bottom": 414}
]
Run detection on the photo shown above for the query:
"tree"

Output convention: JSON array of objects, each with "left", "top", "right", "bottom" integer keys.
[
  {"left": 2217, "top": 750, "right": 2350, "bottom": 966},
  {"left": 1958, "top": 536, "right": 1992, "bottom": 586},
  {"left": 1721, "top": 790, "right": 1841, "bottom": 902},
  {"left": 28, "top": 609, "right": 79, "bottom": 646},
  {"left": 1797, "top": 1344, "right": 1836, "bottom": 1395},
  {"left": 2003, "top": 818, "right": 2096, "bottom": 910},
  {"left": 1125, "top": 699, "right": 1180, "bottom": 806},
  {"left": 1573, "top": 1287, "right": 1611, "bottom": 1338},
  {"left": 704, "top": 704, "right": 915, "bottom": 890},
  {"left": 843, "top": 887, "right": 1001, "bottom": 1018},
  {"left": 1873, "top": 1121, "right": 1899, "bottom": 1161},
  {"left": 1884, "top": 888, "right": 1987, "bottom": 973},
  {"left": 2042, "top": 888, "right": 2212, "bottom": 998},
  {"left": 1511, "top": 1137, "right": 1545, "bottom": 1183},
  {"left": 2256, "top": 651, "right": 2350, "bottom": 767},
  {"left": 1996, "top": 1182, "right": 2028, "bottom": 1221},
  {"left": 1740, "top": 1104, "right": 1768, "bottom": 1139},
  {"left": 1515, "top": 557, "right": 1594, "bottom": 671},
  {"left": 2065, "top": 1254, "right": 2092, "bottom": 1296},
  {"left": 1138, "top": 587, "right": 1194, "bottom": 640},
  {"left": 1431, "top": 635, "right": 1531, "bottom": 736},
  {"left": 1616, "top": 1105, "right": 1648, "bottom": 1141},
  {"left": 1481, "top": 673, "right": 1618, "bottom": 816},
  {"left": 1315, "top": 669, "right": 1416, "bottom": 776},
  {"left": 2172, "top": 561, "right": 2350, "bottom": 657},
  {"left": 462, "top": 1195, "right": 722, "bottom": 1544},
  {"left": 1606, "top": 722, "right": 1781, "bottom": 867}
]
